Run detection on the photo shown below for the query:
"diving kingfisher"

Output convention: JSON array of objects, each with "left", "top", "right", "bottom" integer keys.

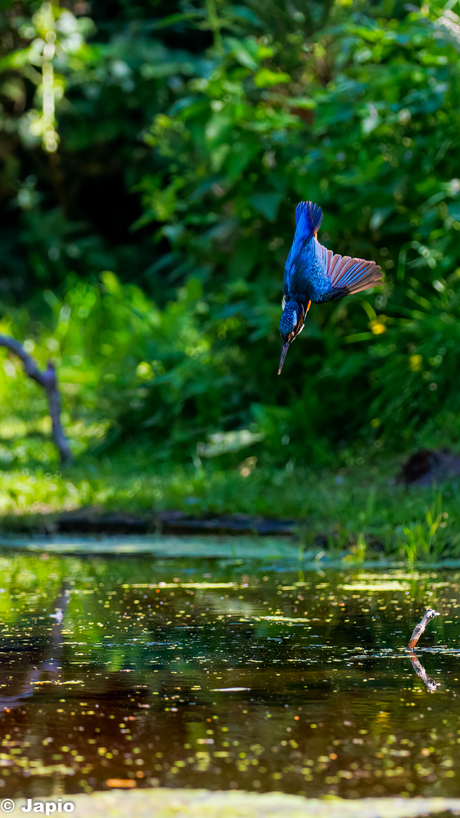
[{"left": 278, "top": 201, "right": 383, "bottom": 374}]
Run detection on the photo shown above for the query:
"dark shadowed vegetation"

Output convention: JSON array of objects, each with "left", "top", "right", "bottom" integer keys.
[{"left": 1, "top": 0, "right": 460, "bottom": 554}]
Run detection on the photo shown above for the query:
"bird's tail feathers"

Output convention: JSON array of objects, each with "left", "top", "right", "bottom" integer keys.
[{"left": 295, "top": 201, "right": 323, "bottom": 243}]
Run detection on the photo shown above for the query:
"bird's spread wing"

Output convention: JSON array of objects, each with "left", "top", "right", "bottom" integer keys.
[{"left": 314, "top": 241, "right": 383, "bottom": 302}]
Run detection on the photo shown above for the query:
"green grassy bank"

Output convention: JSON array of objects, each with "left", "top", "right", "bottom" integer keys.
[{"left": 0, "top": 442, "right": 458, "bottom": 565}]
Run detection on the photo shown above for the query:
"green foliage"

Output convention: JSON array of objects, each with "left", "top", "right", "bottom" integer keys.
[
  {"left": 0, "top": 272, "right": 231, "bottom": 463},
  {"left": 368, "top": 270, "right": 460, "bottom": 435},
  {"left": 128, "top": 0, "right": 460, "bottom": 458},
  {"left": 1, "top": 437, "right": 460, "bottom": 566},
  {"left": 396, "top": 493, "right": 457, "bottom": 565},
  {"left": 0, "top": 0, "right": 199, "bottom": 294},
  {"left": 3, "top": 0, "right": 460, "bottom": 471}
]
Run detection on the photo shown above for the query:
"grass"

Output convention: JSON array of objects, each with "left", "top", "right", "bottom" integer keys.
[
  {"left": 0, "top": 429, "right": 459, "bottom": 563},
  {"left": 0, "top": 391, "right": 459, "bottom": 561},
  {"left": 1, "top": 291, "right": 460, "bottom": 561}
]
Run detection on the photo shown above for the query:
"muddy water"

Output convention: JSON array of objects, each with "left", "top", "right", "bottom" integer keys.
[{"left": 0, "top": 552, "right": 459, "bottom": 799}]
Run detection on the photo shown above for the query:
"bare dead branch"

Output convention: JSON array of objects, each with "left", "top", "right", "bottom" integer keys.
[
  {"left": 408, "top": 607, "right": 440, "bottom": 649},
  {"left": 0, "top": 334, "right": 72, "bottom": 464}
]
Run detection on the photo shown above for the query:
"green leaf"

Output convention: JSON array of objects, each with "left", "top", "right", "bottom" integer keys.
[
  {"left": 248, "top": 193, "right": 282, "bottom": 221},
  {"left": 226, "top": 37, "right": 259, "bottom": 70},
  {"left": 449, "top": 202, "right": 460, "bottom": 221},
  {"left": 253, "top": 69, "right": 291, "bottom": 87},
  {"left": 149, "top": 12, "right": 205, "bottom": 31},
  {"left": 225, "top": 140, "right": 260, "bottom": 180},
  {"left": 370, "top": 207, "right": 393, "bottom": 231}
]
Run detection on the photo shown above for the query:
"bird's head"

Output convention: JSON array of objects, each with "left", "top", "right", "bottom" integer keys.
[{"left": 278, "top": 298, "right": 307, "bottom": 374}]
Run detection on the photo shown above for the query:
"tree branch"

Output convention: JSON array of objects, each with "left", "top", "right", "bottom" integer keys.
[
  {"left": 408, "top": 607, "right": 440, "bottom": 649},
  {"left": 0, "top": 334, "right": 72, "bottom": 464}
]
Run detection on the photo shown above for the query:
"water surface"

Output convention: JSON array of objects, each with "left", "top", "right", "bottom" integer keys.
[{"left": 0, "top": 550, "right": 459, "bottom": 799}]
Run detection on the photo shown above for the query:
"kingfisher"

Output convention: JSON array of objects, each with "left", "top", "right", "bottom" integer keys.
[{"left": 278, "top": 201, "right": 383, "bottom": 374}]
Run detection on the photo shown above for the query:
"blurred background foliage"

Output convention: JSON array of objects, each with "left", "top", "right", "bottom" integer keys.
[{"left": 1, "top": 0, "right": 460, "bottom": 474}]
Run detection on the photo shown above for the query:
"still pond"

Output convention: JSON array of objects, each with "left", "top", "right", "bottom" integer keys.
[{"left": 0, "top": 549, "right": 459, "bottom": 800}]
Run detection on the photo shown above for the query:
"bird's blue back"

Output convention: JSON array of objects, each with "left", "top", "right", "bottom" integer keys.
[{"left": 283, "top": 203, "right": 332, "bottom": 303}]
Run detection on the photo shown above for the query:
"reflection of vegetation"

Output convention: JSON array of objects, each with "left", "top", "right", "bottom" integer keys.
[{"left": 0, "top": 555, "right": 458, "bottom": 799}]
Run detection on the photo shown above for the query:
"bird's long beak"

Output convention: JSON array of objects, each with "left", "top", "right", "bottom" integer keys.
[{"left": 278, "top": 341, "right": 291, "bottom": 375}]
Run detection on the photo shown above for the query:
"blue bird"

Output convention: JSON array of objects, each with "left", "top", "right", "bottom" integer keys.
[{"left": 278, "top": 201, "right": 383, "bottom": 374}]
